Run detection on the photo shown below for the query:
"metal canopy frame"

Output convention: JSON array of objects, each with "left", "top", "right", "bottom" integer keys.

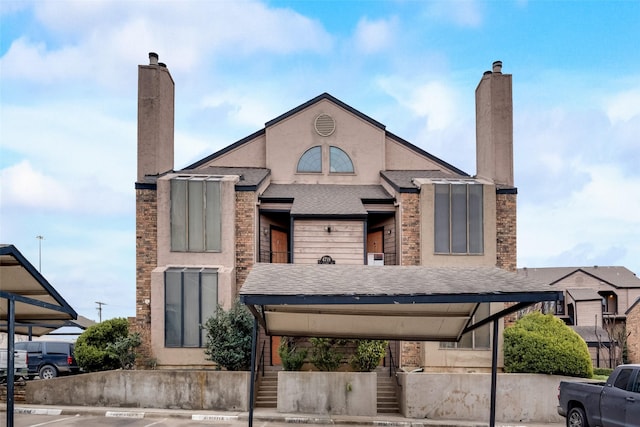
[
  {"left": 0, "top": 245, "right": 77, "bottom": 427},
  {"left": 240, "top": 263, "right": 563, "bottom": 427}
]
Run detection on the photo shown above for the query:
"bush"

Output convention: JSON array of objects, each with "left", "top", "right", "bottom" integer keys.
[
  {"left": 503, "top": 312, "right": 593, "bottom": 378},
  {"left": 204, "top": 299, "right": 253, "bottom": 371},
  {"left": 593, "top": 367, "right": 613, "bottom": 377},
  {"left": 309, "top": 338, "right": 343, "bottom": 371},
  {"left": 278, "top": 337, "right": 307, "bottom": 371},
  {"left": 350, "top": 340, "right": 388, "bottom": 372},
  {"left": 75, "top": 318, "right": 139, "bottom": 372}
]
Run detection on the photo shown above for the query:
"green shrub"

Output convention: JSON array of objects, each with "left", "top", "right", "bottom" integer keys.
[
  {"left": 75, "top": 318, "right": 138, "bottom": 372},
  {"left": 309, "top": 338, "right": 343, "bottom": 371},
  {"left": 278, "top": 337, "right": 307, "bottom": 371},
  {"left": 204, "top": 299, "right": 253, "bottom": 371},
  {"left": 350, "top": 340, "right": 388, "bottom": 372},
  {"left": 503, "top": 312, "right": 593, "bottom": 378},
  {"left": 593, "top": 367, "right": 613, "bottom": 377}
]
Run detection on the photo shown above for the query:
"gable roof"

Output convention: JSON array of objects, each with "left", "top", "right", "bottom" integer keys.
[
  {"left": 184, "top": 93, "right": 467, "bottom": 175},
  {"left": 517, "top": 266, "right": 640, "bottom": 289},
  {"left": 260, "top": 184, "right": 393, "bottom": 216}
]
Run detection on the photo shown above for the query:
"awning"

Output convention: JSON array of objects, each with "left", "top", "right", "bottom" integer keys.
[
  {"left": 240, "top": 263, "right": 562, "bottom": 341},
  {"left": 1, "top": 244, "right": 77, "bottom": 335}
]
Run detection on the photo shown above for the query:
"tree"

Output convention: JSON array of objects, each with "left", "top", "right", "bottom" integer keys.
[
  {"left": 204, "top": 300, "right": 253, "bottom": 371},
  {"left": 75, "top": 318, "right": 140, "bottom": 372},
  {"left": 504, "top": 312, "right": 593, "bottom": 378}
]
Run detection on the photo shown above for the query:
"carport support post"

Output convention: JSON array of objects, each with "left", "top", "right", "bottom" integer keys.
[
  {"left": 490, "top": 319, "right": 499, "bottom": 427},
  {"left": 6, "top": 298, "right": 16, "bottom": 427},
  {"left": 248, "top": 316, "right": 258, "bottom": 427}
]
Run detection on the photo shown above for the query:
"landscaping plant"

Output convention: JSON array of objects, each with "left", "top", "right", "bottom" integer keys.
[
  {"left": 75, "top": 317, "right": 140, "bottom": 372},
  {"left": 278, "top": 336, "right": 308, "bottom": 371},
  {"left": 503, "top": 311, "right": 593, "bottom": 378},
  {"left": 204, "top": 299, "right": 253, "bottom": 371}
]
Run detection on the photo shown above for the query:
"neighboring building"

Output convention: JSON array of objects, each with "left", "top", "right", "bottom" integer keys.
[
  {"left": 516, "top": 266, "right": 640, "bottom": 366},
  {"left": 134, "top": 53, "right": 517, "bottom": 372}
]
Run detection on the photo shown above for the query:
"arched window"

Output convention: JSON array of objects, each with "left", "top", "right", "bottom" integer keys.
[
  {"left": 330, "top": 146, "right": 354, "bottom": 173},
  {"left": 297, "top": 146, "right": 322, "bottom": 173}
]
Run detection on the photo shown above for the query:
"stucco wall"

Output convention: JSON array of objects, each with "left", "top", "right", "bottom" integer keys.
[
  {"left": 26, "top": 370, "right": 250, "bottom": 411},
  {"left": 277, "top": 371, "right": 376, "bottom": 416},
  {"left": 398, "top": 372, "right": 565, "bottom": 423}
]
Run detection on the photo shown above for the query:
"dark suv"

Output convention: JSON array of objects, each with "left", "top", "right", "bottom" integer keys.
[{"left": 14, "top": 341, "right": 80, "bottom": 379}]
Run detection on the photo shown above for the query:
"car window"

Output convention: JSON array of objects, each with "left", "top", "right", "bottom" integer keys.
[
  {"left": 613, "top": 368, "right": 633, "bottom": 391},
  {"left": 632, "top": 373, "right": 640, "bottom": 393},
  {"left": 15, "top": 342, "right": 41, "bottom": 352},
  {"left": 45, "top": 342, "right": 69, "bottom": 355}
]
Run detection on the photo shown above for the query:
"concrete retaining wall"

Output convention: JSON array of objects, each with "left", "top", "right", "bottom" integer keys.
[
  {"left": 398, "top": 372, "right": 568, "bottom": 423},
  {"left": 26, "top": 370, "right": 250, "bottom": 411},
  {"left": 277, "top": 371, "right": 376, "bottom": 416}
]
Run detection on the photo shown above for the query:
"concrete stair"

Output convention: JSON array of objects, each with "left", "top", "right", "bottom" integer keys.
[
  {"left": 377, "top": 371, "right": 400, "bottom": 414},
  {"left": 255, "top": 371, "right": 278, "bottom": 408}
]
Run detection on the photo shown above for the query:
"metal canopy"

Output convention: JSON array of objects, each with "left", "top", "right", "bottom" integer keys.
[
  {"left": 240, "top": 263, "right": 564, "bottom": 427},
  {"left": 0, "top": 244, "right": 77, "bottom": 335},
  {"left": 240, "top": 263, "right": 562, "bottom": 341},
  {"left": 0, "top": 244, "right": 77, "bottom": 427}
]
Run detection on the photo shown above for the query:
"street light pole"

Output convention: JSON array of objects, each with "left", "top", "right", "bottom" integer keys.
[{"left": 36, "top": 235, "right": 44, "bottom": 272}]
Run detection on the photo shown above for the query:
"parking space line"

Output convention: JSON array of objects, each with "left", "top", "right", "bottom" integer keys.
[{"left": 144, "top": 418, "right": 168, "bottom": 426}]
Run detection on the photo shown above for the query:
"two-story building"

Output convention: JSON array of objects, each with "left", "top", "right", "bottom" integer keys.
[
  {"left": 516, "top": 266, "right": 640, "bottom": 367},
  {"left": 134, "top": 53, "right": 518, "bottom": 373}
]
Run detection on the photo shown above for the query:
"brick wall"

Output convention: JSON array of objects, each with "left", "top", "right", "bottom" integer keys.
[
  {"left": 495, "top": 191, "right": 517, "bottom": 272},
  {"left": 400, "top": 193, "right": 420, "bottom": 266},
  {"left": 235, "top": 191, "right": 256, "bottom": 294},
  {"left": 496, "top": 191, "right": 518, "bottom": 325},
  {"left": 400, "top": 192, "right": 421, "bottom": 367},
  {"left": 627, "top": 301, "right": 640, "bottom": 363},
  {"left": 134, "top": 187, "right": 157, "bottom": 363}
]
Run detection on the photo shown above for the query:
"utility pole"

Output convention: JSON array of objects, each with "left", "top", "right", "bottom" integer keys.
[
  {"left": 95, "top": 301, "right": 106, "bottom": 322},
  {"left": 36, "top": 235, "right": 44, "bottom": 272}
]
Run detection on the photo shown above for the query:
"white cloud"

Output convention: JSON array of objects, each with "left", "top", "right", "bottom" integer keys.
[
  {"left": 0, "top": 160, "right": 73, "bottom": 209},
  {"left": 1, "top": 1, "right": 332, "bottom": 88},
  {"left": 378, "top": 76, "right": 460, "bottom": 131},
  {"left": 605, "top": 87, "right": 640, "bottom": 123},
  {"left": 353, "top": 16, "right": 398, "bottom": 54},
  {"left": 518, "top": 161, "right": 640, "bottom": 270},
  {"left": 425, "top": 0, "right": 483, "bottom": 28}
]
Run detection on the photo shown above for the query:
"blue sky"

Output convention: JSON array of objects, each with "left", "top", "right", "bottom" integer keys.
[{"left": 1, "top": 0, "right": 639, "bottom": 323}]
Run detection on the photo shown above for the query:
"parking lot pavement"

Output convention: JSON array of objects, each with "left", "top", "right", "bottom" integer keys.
[{"left": 2, "top": 404, "right": 566, "bottom": 427}]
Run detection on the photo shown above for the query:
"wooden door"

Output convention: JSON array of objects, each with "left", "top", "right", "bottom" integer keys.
[
  {"left": 271, "top": 228, "right": 288, "bottom": 264},
  {"left": 367, "top": 230, "right": 383, "bottom": 254}
]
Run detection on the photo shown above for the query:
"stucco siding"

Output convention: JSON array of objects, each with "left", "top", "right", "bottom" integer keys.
[
  {"left": 202, "top": 133, "right": 267, "bottom": 168},
  {"left": 265, "top": 99, "right": 385, "bottom": 185}
]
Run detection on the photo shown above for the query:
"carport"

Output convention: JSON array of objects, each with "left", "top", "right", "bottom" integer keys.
[
  {"left": 240, "top": 263, "right": 563, "bottom": 427},
  {"left": 0, "top": 244, "right": 77, "bottom": 427}
]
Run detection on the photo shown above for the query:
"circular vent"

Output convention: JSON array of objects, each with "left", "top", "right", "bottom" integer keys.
[{"left": 314, "top": 114, "right": 336, "bottom": 137}]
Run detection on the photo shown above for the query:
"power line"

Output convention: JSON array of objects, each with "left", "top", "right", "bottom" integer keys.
[{"left": 95, "top": 301, "right": 107, "bottom": 322}]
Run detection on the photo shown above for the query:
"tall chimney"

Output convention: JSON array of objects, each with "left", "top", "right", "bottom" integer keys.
[
  {"left": 475, "top": 60, "right": 513, "bottom": 187},
  {"left": 137, "top": 52, "right": 174, "bottom": 182}
]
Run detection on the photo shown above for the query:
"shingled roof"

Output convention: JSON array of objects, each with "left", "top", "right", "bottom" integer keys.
[
  {"left": 260, "top": 184, "right": 393, "bottom": 216},
  {"left": 517, "top": 266, "right": 640, "bottom": 289}
]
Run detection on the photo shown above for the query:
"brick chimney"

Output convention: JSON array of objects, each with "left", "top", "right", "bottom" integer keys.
[
  {"left": 137, "top": 52, "right": 175, "bottom": 182},
  {"left": 475, "top": 60, "right": 513, "bottom": 187}
]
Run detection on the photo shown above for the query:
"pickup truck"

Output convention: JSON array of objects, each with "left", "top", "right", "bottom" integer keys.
[
  {"left": 558, "top": 364, "right": 640, "bottom": 427},
  {"left": 0, "top": 348, "right": 29, "bottom": 380}
]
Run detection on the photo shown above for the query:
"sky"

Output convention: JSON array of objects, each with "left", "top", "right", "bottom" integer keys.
[{"left": 1, "top": 0, "right": 639, "bottom": 323}]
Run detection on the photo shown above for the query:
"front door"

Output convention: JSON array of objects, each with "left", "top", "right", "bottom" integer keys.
[
  {"left": 271, "top": 228, "right": 288, "bottom": 264},
  {"left": 367, "top": 230, "right": 383, "bottom": 261}
]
